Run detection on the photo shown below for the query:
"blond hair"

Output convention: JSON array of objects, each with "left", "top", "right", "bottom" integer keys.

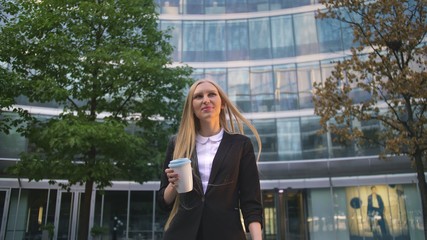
[{"left": 165, "top": 79, "right": 262, "bottom": 229}]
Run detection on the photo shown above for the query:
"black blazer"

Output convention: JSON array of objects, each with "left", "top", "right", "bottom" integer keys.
[{"left": 157, "top": 132, "right": 263, "bottom": 240}]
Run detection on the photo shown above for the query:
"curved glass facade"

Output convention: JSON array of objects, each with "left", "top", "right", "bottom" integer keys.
[
  {"left": 159, "top": 8, "right": 352, "bottom": 62},
  {"left": 157, "top": 0, "right": 319, "bottom": 15},
  {"left": 155, "top": 4, "right": 374, "bottom": 162}
]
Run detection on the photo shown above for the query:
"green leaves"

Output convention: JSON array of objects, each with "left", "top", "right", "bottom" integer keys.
[
  {"left": 11, "top": 115, "right": 159, "bottom": 188},
  {"left": 1, "top": 0, "right": 192, "bottom": 188}
]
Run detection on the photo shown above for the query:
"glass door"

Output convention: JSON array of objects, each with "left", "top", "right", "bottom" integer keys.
[
  {"left": 0, "top": 189, "right": 10, "bottom": 239},
  {"left": 262, "top": 189, "right": 307, "bottom": 240},
  {"left": 55, "top": 190, "right": 85, "bottom": 240}
]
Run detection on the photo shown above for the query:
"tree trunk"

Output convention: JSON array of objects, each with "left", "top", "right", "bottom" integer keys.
[
  {"left": 78, "top": 180, "right": 94, "bottom": 240},
  {"left": 414, "top": 151, "right": 427, "bottom": 239}
]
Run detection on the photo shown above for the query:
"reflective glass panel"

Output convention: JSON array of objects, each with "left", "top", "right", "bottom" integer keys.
[
  {"left": 160, "top": 0, "right": 180, "bottom": 14},
  {"left": 327, "top": 118, "right": 355, "bottom": 158},
  {"left": 297, "top": 62, "right": 321, "bottom": 109},
  {"left": 184, "top": 0, "right": 203, "bottom": 14},
  {"left": 226, "top": 0, "right": 248, "bottom": 13},
  {"left": 247, "top": 0, "right": 269, "bottom": 12},
  {"left": 128, "top": 191, "right": 158, "bottom": 239},
  {"left": 307, "top": 188, "right": 344, "bottom": 239},
  {"left": 271, "top": 15, "right": 295, "bottom": 58},
  {"left": 227, "top": 68, "right": 251, "bottom": 112},
  {"left": 250, "top": 66, "right": 274, "bottom": 112},
  {"left": 274, "top": 64, "right": 298, "bottom": 111},
  {"left": 252, "top": 119, "right": 277, "bottom": 161},
  {"left": 276, "top": 118, "right": 302, "bottom": 160},
  {"left": 316, "top": 16, "right": 343, "bottom": 53},
  {"left": 249, "top": 17, "right": 271, "bottom": 59},
  {"left": 300, "top": 116, "right": 327, "bottom": 159},
  {"left": 226, "top": 20, "right": 249, "bottom": 61},
  {"left": 205, "top": 0, "right": 226, "bottom": 14},
  {"left": 293, "top": 12, "right": 319, "bottom": 56},
  {"left": 183, "top": 21, "right": 204, "bottom": 62},
  {"left": 275, "top": 0, "right": 314, "bottom": 9},
  {"left": 205, "top": 21, "right": 226, "bottom": 61}
]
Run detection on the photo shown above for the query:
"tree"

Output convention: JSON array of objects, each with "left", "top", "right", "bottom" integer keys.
[
  {"left": 0, "top": 0, "right": 192, "bottom": 239},
  {"left": 0, "top": 4, "right": 31, "bottom": 135},
  {"left": 0, "top": 60, "right": 32, "bottom": 138},
  {"left": 314, "top": 0, "right": 427, "bottom": 237}
]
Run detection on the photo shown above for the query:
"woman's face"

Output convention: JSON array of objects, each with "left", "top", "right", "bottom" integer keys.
[{"left": 192, "top": 82, "right": 223, "bottom": 122}]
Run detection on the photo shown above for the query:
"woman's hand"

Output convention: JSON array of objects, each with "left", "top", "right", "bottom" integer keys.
[
  {"left": 166, "top": 168, "right": 179, "bottom": 187},
  {"left": 164, "top": 168, "right": 179, "bottom": 204}
]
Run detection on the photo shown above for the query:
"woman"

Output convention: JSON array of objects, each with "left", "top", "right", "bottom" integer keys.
[{"left": 157, "top": 79, "right": 263, "bottom": 240}]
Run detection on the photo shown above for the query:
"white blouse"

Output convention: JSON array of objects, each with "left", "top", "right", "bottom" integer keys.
[{"left": 195, "top": 129, "right": 224, "bottom": 193}]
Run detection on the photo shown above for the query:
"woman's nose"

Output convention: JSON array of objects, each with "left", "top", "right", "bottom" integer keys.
[{"left": 202, "top": 95, "right": 210, "bottom": 103}]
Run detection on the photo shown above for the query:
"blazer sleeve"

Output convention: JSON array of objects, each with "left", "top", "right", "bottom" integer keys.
[
  {"left": 156, "top": 136, "right": 176, "bottom": 212},
  {"left": 238, "top": 136, "right": 264, "bottom": 231}
]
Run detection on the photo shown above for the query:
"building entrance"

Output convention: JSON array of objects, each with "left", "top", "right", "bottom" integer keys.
[{"left": 263, "top": 189, "right": 307, "bottom": 240}]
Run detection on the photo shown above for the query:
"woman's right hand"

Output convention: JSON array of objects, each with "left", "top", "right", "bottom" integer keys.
[
  {"left": 164, "top": 168, "right": 179, "bottom": 204},
  {"left": 165, "top": 168, "right": 179, "bottom": 187}
]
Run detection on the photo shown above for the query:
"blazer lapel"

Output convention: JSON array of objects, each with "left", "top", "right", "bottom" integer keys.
[{"left": 206, "top": 132, "right": 233, "bottom": 192}]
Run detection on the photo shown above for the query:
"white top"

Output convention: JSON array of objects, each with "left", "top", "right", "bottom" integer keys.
[
  {"left": 372, "top": 194, "right": 379, "bottom": 208},
  {"left": 196, "top": 129, "right": 224, "bottom": 193}
]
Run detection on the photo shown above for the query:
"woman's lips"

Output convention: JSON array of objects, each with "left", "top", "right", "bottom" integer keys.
[{"left": 201, "top": 106, "right": 213, "bottom": 111}]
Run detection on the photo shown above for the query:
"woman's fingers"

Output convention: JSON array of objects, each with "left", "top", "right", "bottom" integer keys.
[{"left": 165, "top": 168, "right": 179, "bottom": 183}]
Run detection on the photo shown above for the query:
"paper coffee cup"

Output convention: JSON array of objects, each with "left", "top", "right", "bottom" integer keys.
[{"left": 168, "top": 158, "right": 193, "bottom": 193}]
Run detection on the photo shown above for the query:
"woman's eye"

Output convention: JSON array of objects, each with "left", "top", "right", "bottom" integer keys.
[{"left": 194, "top": 94, "right": 203, "bottom": 99}]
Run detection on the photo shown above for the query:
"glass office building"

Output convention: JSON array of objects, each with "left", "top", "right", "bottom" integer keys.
[{"left": 0, "top": 0, "right": 424, "bottom": 239}]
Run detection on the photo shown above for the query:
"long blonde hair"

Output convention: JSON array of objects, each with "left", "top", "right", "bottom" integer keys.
[{"left": 165, "top": 79, "right": 262, "bottom": 229}]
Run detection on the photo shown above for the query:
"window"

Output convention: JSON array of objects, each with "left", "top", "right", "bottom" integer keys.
[
  {"left": 300, "top": 116, "right": 327, "bottom": 159},
  {"left": 277, "top": 118, "right": 302, "bottom": 160},
  {"left": 228, "top": 68, "right": 251, "bottom": 112},
  {"left": 226, "top": 20, "right": 249, "bottom": 61},
  {"left": 316, "top": 16, "right": 343, "bottom": 53},
  {"left": 252, "top": 119, "right": 278, "bottom": 161},
  {"left": 183, "top": 21, "right": 204, "bottom": 62},
  {"left": 293, "top": 12, "right": 319, "bottom": 56},
  {"left": 271, "top": 15, "right": 295, "bottom": 58},
  {"left": 250, "top": 66, "right": 274, "bottom": 112},
  {"left": 205, "top": 21, "right": 226, "bottom": 61},
  {"left": 274, "top": 64, "right": 298, "bottom": 111},
  {"left": 226, "top": 0, "right": 248, "bottom": 13},
  {"left": 249, "top": 17, "right": 272, "bottom": 59},
  {"left": 297, "top": 62, "right": 321, "bottom": 109}
]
